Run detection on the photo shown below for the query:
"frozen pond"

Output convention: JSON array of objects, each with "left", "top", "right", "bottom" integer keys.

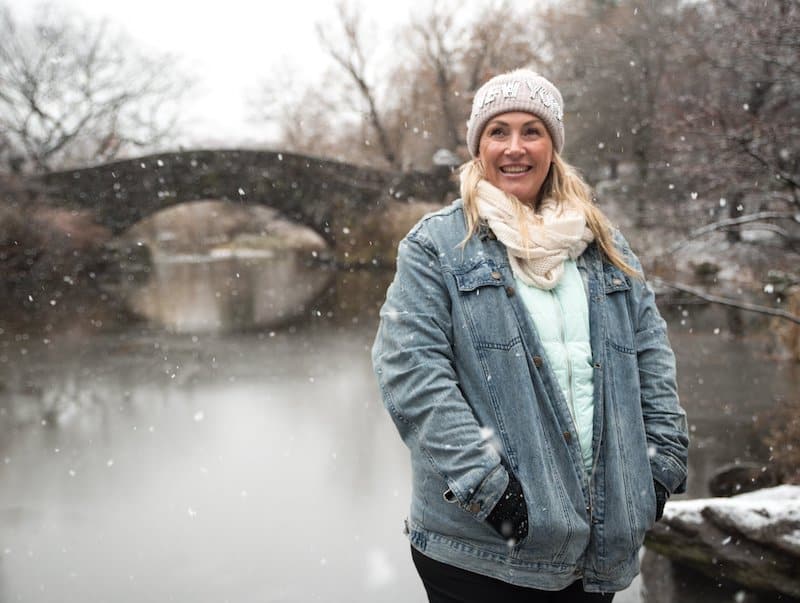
[{"left": 1, "top": 260, "right": 797, "bottom": 602}]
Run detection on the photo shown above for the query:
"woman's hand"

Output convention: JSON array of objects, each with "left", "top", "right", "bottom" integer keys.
[{"left": 486, "top": 473, "right": 529, "bottom": 544}]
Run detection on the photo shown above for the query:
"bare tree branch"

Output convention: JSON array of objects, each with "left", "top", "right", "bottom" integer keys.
[
  {"left": 317, "top": 1, "right": 399, "bottom": 168},
  {"left": 411, "top": 7, "right": 461, "bottom": 149},
  {"left": 0, "top": 3, "right": 191, "bottom": 172},
  {"left": 652, "top": 278, "right": 800, "bottom": 325},
  {"left": 667, "top": 211, "right": 800, "bottom": 253}
]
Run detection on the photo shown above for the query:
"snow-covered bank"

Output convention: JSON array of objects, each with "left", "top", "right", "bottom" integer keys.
[{"left": 646, "top": 485, "right": 800, "bottom": 598}]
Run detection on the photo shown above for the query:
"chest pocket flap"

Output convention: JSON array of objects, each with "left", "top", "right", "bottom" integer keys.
[
  {"left": 603, "top": 266, "right": 631, "bottom": 294},
  {"left": 453, "top": 259, "right": 506, "bottom": 292}
]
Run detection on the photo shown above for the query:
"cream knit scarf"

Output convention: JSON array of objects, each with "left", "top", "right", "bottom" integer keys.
[{"left": 474, "top": 179, "right": 594, "bottom": 290}]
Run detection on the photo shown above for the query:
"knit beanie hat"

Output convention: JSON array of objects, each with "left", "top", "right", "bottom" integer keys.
[{"left": 466, "top": 68, "right": 565, "bottom": 157}]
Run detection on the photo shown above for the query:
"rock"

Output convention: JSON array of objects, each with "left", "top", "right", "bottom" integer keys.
[
  {"left": 645, "top": 485, "right": 800, "bottom": 598},
  {"left": 708, "top": 462, "right": 779, "bottom": 497}
]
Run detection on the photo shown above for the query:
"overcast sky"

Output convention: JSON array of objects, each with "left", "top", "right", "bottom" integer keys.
[{"left": 5, "top": 0, "right": 440, "bottom": 148}]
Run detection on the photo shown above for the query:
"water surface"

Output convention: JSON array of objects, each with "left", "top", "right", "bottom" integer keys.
[{"left": 1, "top": 258, "right": 796, "bottom": 602}]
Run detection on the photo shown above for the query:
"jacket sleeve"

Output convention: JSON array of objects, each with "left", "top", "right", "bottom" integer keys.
[
  {"left": 371, "top": 229, "right": 509, "bottom": 521},
  {"left": 622, "top": 237, "right": 689, "bottom": 494}
]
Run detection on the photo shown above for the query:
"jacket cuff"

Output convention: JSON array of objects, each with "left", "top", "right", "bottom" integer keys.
[
  {"left": 651, "top": 456, "right": 687, "bottom": 494},
  {"left": 445, "top": 465, "right": 509, "bottom": 522}
]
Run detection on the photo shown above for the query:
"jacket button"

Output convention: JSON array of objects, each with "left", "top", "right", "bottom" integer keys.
[
  {"left": 505, "top": 286, "right": 515, "bottom": 297},
  {"left": 612, "top": 278, "right": 622, "bottom": 286},
  {"left": 563, "top": 431, "right": 571, "bottom": 442},
  {"left": 490, "top": 271, "right": 502, "bottom": 280},
  {"left": 467, "top": 502, "right": 481, "bottom": 513},
  {"left": 532, "top": 355, "right": 543, "bottom": 368}
]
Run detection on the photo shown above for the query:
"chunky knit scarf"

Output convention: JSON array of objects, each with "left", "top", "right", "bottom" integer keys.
[{"left": 474, "top": 179, "right": 594, "bottom": 290}]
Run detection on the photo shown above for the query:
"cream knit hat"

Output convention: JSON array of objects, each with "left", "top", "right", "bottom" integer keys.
[{"left": 466, "top": 68, "right": 565, "bottom": 157}]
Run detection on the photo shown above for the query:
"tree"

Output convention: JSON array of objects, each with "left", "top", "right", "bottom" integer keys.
[
  {"left": 251, "top": 63, "right": 348, "bottom": 160},
  {"left": 667, "top": 0, "right": 799, "bottom": 205},
  {"left": 658, "top": 0, "right": 800, "bottom": 249},
  {"left": 316, "top": 1, "right": 400, "bottom": 169},
  {"left": 540, "top": 0, "right": 682, "bottom": 194},
  {"left": 0, "top": 3, "right": 190, "bottom": 172},
  {"left": 252, "top": 0, "right": 545, "bottom": 170},
  {"left": 407, "top": 7, "right": 462, "bottom": 151}
]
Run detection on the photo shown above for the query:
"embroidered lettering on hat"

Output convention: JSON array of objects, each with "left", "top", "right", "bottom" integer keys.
[
  {"left": 474, "top": 82, "right": 521, "bottom": 116},
  {"left": 483, "top": 88, "right": 500, "bottom": 107},
  {"left": 473, "top": 80, "right": 521, "bottom": 115},
  {"left": 472, "top": 79, "right": 563, "bottom": 122},
  {"left": 526, "top": 81, "right": 564, "bottom": 121},
  {"left": 501, "top": 81, "right": 520, "bottom": 99}
]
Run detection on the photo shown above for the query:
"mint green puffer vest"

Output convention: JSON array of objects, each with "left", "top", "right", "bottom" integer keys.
[{"left": 515, "top": 259, "right": 594, "bottom": 475}]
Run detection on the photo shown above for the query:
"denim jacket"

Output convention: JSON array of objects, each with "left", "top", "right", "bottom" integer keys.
[{"left": 372, "top": 200, "right": 688, "bottom": 592}]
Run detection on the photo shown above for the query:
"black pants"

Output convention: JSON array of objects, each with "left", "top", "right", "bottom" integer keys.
[{"left": 411, "top": 546, "right": 615, "bottom": 603}]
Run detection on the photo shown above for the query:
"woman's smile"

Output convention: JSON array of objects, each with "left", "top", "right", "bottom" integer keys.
[{"left": 499, "top": 165, "right": 532, "bottom": 174}]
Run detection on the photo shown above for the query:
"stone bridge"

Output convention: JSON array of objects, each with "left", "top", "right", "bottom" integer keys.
[{"left": 39, "top": 149, "right": 456, "bottom": 247}]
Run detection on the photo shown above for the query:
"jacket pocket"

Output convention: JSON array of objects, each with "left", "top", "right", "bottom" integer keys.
[
  {"left": 451, "top": 258, "right": 525, "bottom": 471},
  {"left": 603, "top": 266, "right": 636, "bottom": 354},
  {"left": 454, "top": 258, "right": 507, "bottom": 292},
  {"left": 452, "top": 258, "right": 520, "bottom": 350}
]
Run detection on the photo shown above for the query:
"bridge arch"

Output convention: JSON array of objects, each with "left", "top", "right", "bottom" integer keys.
[{"left": 39, "top": 149, "right": 455, "bottom": 246}]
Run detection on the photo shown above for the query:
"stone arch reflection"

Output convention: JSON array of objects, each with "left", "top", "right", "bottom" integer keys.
[
  {"left": 112, "top": 199, "right": 333, "bottom": 333},
  {"left": 124, "top": 254, "right": 334, "bottom": 333}
]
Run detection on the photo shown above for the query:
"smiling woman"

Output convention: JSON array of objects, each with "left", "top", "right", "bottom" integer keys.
[{"left": 372, "top": 67, "right": 689, "bottom": 603}]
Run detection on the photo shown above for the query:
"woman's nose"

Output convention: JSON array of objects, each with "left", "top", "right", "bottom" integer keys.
[{"left": 505, "top": 133, "right": 524, "bottom": 154}]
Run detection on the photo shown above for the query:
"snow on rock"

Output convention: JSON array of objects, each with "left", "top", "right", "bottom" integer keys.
[{"left": 646, "top": 485, "right": 800, "bottom": 598}]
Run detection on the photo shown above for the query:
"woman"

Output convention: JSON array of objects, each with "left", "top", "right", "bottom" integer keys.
[{"left": 372, "top": 68, "right": 688, "bottom": 602}]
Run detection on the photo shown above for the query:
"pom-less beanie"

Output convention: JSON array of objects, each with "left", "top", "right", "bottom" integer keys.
[{"left": 466, "top": 69, "right": 565, "bottom": 157}]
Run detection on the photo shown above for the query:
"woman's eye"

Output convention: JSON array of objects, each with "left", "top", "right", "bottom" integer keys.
[
  {"left": 489, "top": 128, "right": 506, "bottom": 137},
  {"left": 524, "top": 127, "right": 541, "bottom": 137}
]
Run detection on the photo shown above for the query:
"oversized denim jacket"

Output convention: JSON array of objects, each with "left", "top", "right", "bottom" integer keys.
[{"left": 372, "top": 200, "right": 689, "bottom": 593}]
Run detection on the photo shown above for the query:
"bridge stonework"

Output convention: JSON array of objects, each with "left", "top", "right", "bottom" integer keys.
[{"left": 39, "top": 149, "right": 456, "bottom": 246}]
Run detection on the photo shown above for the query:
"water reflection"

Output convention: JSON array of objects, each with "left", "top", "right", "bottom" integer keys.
[
  {"left": 0, "top": 270, "right": 798, "bottom": 603},
  {"left": 123, "top": 252, "right": 335, "bottom": 333},
  {"left": 0, "top": 324, "right": 421, "bottom": 602}
]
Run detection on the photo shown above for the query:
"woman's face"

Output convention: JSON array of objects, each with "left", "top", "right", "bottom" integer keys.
[{"left": 478, "top": 111, "right": 554, "bottom": 206}]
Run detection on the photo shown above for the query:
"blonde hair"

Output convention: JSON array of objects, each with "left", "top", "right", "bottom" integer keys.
[{"left": 458, "top": 153, "right": 640, "bottom": 278}]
